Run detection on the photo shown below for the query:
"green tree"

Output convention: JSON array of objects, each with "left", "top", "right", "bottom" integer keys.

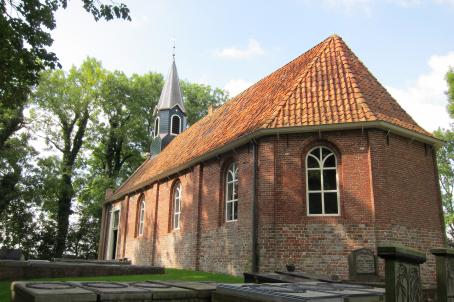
[
  {"left": 181, "top": 81, "right": 229, "bottom": 125},
  {"left": 0, "top": 133, "right": 41, "bottom": 259},
  {"left": 30, "top": 58, "right": 104, "bottom": 257},
  {"left": 0, "top": 0, "right": 130, "bottom": 216},
  {"left": 435, "top": 127, "right": 454, "bottom": 240},
  {"left": 78, "top": 72, "right": 164, "bottom": 223},
  {"left": 448, "top": 69, "right": 454, "bottom": 118}
]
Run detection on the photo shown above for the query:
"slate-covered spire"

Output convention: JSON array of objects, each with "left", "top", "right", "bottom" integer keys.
[
  {"left": 150, "top": 55, "right": 187, "bottom": 157},
  {"left": 157, "top": 58, "right": 185, "bottom": 113}
]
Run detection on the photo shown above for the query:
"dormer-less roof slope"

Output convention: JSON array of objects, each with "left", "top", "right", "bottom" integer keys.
[
  {"left": 157, "top": 59, "right": 185, "bottom": 112},
  {"left": 109, "top": 35, "right": 436, "bottom": 202}
]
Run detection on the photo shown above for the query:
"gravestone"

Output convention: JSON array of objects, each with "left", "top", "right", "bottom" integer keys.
[
  {"left": 431, "top": 248, "right": 454, "bottom": 302},
  {"left": 12, "top": 281, "right": 97, "bottom": 302},
  {"left": 214, "top": 282, "right": 385, "bottom": 302},
  {"left": 378, "top": 245, "right": 426, "bottom": 302},
  {"left": 0, "top": 248, "right": 24, "bottom": 261},
  {"left": 348, "top": 248, "right": 378, "bottom": 281}
]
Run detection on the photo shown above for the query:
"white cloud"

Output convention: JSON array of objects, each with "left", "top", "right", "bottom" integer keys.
[
  {"left": 313, "top": 0, "right": 453, "bottom": 14},
  {"left": 434, "top": 0, "right": 454, "bottom": 6},
  {"left": 386, "top": 52, "right": 454, "bottom": 131},
  {"left": 318, "top": 0, "right": 373, "bottom": 14},
  {"left": 224, "top": 79, "right": 252, "bottom": 97},
  {"left": 215, "top": 39, "right": 265, "bottom": 60},
  {"left": 386, "top": 0, "right": 421, "bottom": 6}
]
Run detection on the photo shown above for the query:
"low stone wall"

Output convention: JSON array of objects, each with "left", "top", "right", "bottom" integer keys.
[
  {"left": 0, "top": 260, "right": 164, "bottom": 281},
  {"left": 53, "top": 258, "right": 131, "bottom": 265}
]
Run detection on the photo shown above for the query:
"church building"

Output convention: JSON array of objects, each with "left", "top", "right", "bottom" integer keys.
[{"left": 98, "top": 35, "right": 446, "bottom": 285}]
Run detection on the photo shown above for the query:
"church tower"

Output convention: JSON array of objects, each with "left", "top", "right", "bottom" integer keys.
[{"left": 150, "top": 55, "right": 187, "bottom": 157}]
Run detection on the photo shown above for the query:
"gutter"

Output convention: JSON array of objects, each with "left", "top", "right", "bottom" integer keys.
[
  {"left": 107, "top": 121, "right": 443, "bottom": 203},
  {"left": 251, "top": 141, "right": 259, "bottom": 272}
]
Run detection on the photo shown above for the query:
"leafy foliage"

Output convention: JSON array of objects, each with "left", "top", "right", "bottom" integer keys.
[
  {"left": 30, "top": 58, "right": 104, "bottom": 257},
  {"left": 181, "top": 81, "right": 228, "bottom": 125},
  {"left": 0, "top": 0, "right": 130, "bottom": 219},
  {"left": 448, "top": 69, "right": 454, "bottom": 119},
  {"left": 0, "top": 56, "right": 228, "bottom": 258},
  {"left": 434, "top": 127, "right": 454, "bottom": 240}
]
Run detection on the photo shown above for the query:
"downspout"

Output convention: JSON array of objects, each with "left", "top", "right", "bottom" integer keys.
[
  {"left": 152, "top": 183, "right": 160, "bottom": 265},
  {"left": 251, "top": 140, "right": 259, "bottom": 272},
  {"left": 195, "top": 164, "right": 204, "bottom": 270}
]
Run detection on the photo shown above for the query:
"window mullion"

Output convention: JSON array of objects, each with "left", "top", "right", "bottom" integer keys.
[{"left": 320, "top": 164, "right": 325, "bottom": 214}]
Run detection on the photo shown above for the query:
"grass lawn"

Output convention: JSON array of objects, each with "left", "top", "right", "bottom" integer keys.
[{"left": 0, "top": 268, "right": 243, "bottom": 302}]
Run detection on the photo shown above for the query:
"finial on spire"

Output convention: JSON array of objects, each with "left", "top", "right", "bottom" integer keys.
[{"left": 171, "top": 38, "right": 176, "bottom": 60}]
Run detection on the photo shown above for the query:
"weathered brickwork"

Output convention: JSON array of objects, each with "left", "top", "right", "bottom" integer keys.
[
  {"left": 101, "top": 129, "right": 445, "bottom": 284},
  {"left": 257, "top": 131, "right": 377, "bottom": 280},
  {"left": 197, "top": 148, "right": 254, "bottom": 275},
  {"left": 368, "top": 129, "right": 446, "bottom": 285}
]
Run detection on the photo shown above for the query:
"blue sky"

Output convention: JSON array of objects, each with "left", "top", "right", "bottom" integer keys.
[{"left": 51, "top": 0, "right": 454, "bottom": 131}]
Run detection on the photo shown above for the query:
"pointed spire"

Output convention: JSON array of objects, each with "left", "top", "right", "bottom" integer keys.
[{"left": 157, "top": 54, "right": 185, "bottom": 113}]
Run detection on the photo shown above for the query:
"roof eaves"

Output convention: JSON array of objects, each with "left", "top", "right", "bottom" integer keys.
[{"left": 106, "top": 120, "right": 441, "bottom": 203}]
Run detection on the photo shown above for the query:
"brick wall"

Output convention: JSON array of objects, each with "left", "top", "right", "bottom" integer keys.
[
  {"left": 368, "top": 130, "right": 446, "bottom": 285},
  {"left": 258, "top": 131, "right": 377, "bottom": 280},
  {"left": 101, "top": 129, "right": 445, "bottom": 285}
]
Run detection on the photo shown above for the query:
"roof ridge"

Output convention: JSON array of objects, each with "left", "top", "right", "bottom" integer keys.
[
  {"left": 334, "top": 37, "right": 428, "bottom": 135},
  {"left": 262, "top": 36, "right": 334, "bottom": 129},
  {"left": 333, "top": 36, "right": 377, "bottom": 121}
]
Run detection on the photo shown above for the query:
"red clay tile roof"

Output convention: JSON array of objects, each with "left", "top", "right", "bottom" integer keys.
[{"left": 109, "top": 35, "right": 432, "bottom": 201}]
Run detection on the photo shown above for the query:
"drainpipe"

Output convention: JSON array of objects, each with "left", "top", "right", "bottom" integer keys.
[
  {"left": 251, "top": 140, "right": 259, "bottom": 272},
  {"left": 195, "top": 164, "right": 204, "bottom": 270},
  {"left": 152, "top": 183, "right": 160, "bottom": 265}
]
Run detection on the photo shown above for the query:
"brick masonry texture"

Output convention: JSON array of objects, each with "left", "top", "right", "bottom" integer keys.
[{"left": 101, "top": 129, "right": 445, "bottom": 286}]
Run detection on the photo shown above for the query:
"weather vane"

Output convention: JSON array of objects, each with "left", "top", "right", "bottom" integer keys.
[{"left": 171, "top": 38, "right": 176, "bottom": 59}]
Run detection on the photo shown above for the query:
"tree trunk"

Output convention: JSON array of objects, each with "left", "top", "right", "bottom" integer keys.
[
  {"left": 53, "top": 109, "right": 89, "bottom": 258},
  {"left": 54, "top": 173, "right": 73, "bottom": 258}
]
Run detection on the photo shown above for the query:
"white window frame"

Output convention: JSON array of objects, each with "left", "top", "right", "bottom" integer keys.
[
  {"left": 170, "top": 114, "right": 181, "bottom": 135},
  {"left": 172, "top": 182, "right": 182, "bottom": 230},
  {"left": 106, "top": 206, "right": 121, "bottom": 260},
  {"left": 305, "top": 146, "right": 340, "bottom": 216},
  {"left": 154, "top": 117, "right": 160, "bottom": 137},
  {"left": 225, "top": 162, "right": 239, "bottom": 222},
  {"left": 138, "top": 199, "right": 145, "bottom": 236}
]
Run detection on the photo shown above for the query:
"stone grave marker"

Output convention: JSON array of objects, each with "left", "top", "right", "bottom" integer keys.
[
  {"left": 348, "top": 248, "right": 378, "bottom": 281},
  {"left": 0, "top": 248, "right": 24, "bottom": 261},
  {"left": 431, "top": 248, "right": 454, "bottom": 302},
  {"left": 69, "top": 281, "right": 153, "bottom": 301},
  {"left": 378, "top": 245, "right": 426, "bottom": 302},
  {"left": 11, "top": 281, "right": 97, "bottom": 302}
]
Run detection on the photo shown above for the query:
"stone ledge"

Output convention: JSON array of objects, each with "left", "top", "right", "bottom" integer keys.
[
  {"left": 377, "top": 245, "right": 426, "bottom": 264},
  {"left": 0, "top": 260, "right": 164, "bottom": 281},
  {"left": 430, "top": 247, "right": 454, "bottom": 257}
]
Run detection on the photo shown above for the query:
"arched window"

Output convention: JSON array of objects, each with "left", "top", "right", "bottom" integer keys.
[
  {"left": 225, "top": 162, "right": 239, "bottom": 221},
  {"left": 154, "top": 117, "right": 160, "bottom": 137},
  {"left": 137, "top": 197, "right": 145, "bottom": 236},
  {"left": 171, "top": 115, "right": 181, "bottom": 135},
  {"left": 172, "top": 182, "right": 182, "bottom": 230},
  {"left": 306, "top": 146, "right": 339, "bottom": 216}
]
